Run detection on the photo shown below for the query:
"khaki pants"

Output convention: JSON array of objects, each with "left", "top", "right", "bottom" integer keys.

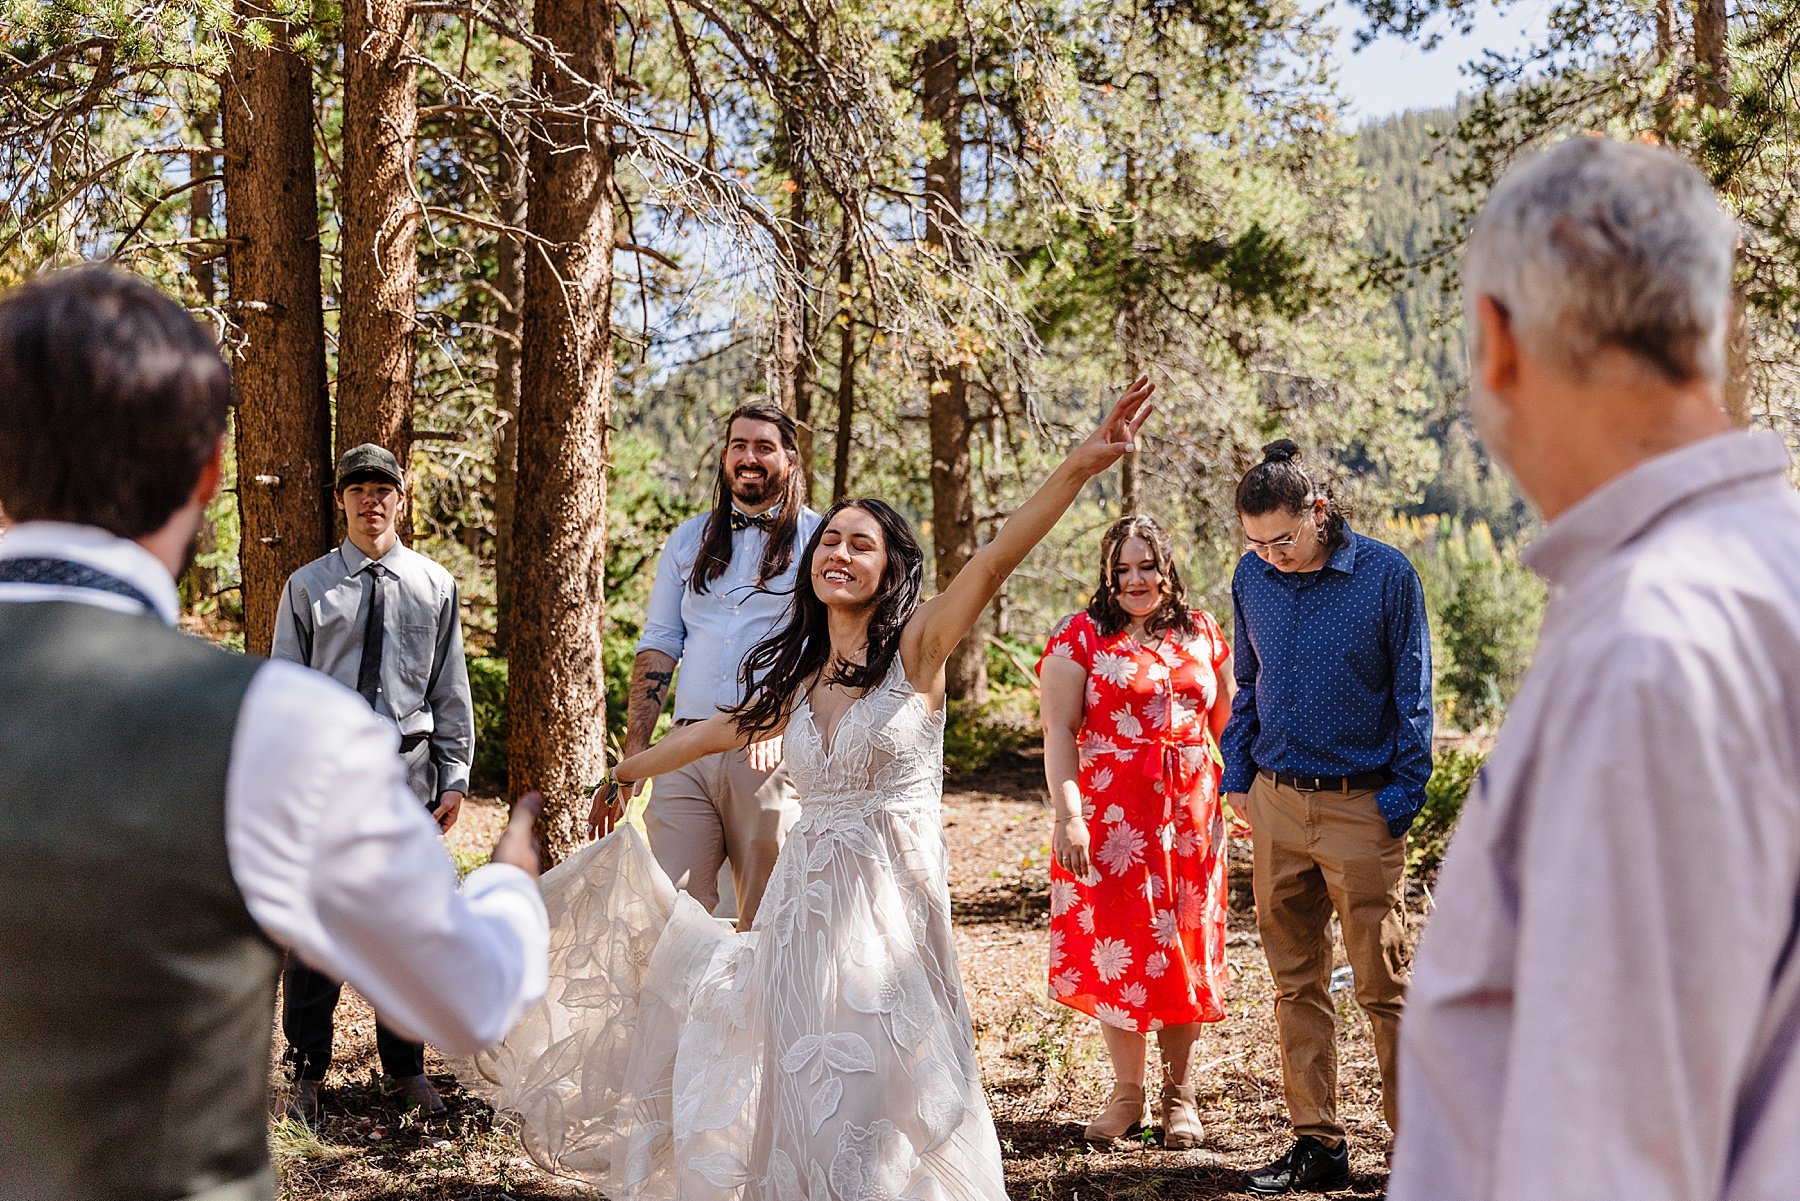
[
  {"left": 1246, "top": 772, "right": 1409, "bottom": 1144},
  {"left": 645, "top": 742, "right": 799, "bottom": 930}
]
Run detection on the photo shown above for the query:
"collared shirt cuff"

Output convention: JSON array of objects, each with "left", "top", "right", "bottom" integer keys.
[
  {"left": 437, "top": 773, "right": 470, "bottom": 796},
  {"left": 1377, "top": 782, "right": 1423, "bottom": 838},
  {"left": 635, "top": 631, "right": 684, "bottom": 660},
  {"left": 1220, "top": 763, "right": 1255, "bottom": 795}
]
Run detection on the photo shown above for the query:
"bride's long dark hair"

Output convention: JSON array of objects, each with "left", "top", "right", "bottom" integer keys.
[{"left": 728, "top": 498, "right": 925, "bottom": 740}]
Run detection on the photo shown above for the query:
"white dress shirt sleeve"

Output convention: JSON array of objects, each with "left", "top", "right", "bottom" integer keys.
[
  {"left": 224, "top": 661, "right": 548, "bottom": 1054},
  {"left": 634, "top": 521, "right": 690, "bottom": 661},
  {"left": 1484, "top": 636, "right": 1794, "bottom": 1200}
]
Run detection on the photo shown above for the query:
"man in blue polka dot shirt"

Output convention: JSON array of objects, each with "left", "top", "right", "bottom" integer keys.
[{"left": 1221, "top": 439, "right": 1433, "bottom": 1195}]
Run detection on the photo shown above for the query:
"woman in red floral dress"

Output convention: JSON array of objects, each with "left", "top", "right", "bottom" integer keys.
[{"left": 1037, "top": 513, "right": 1235, "bottom": 1149}]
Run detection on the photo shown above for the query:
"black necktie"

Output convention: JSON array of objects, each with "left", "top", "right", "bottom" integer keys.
[
  {"left": 356, "top": 563, "right": 387, "bottom": 711},
  {"left": 729, "top": 509, "right": 773, "bottom": 532}
]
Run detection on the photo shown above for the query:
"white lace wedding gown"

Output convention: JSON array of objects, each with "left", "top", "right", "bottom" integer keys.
[{"left": 458, "top": 658, "right": 1008, "bottom": 1200}]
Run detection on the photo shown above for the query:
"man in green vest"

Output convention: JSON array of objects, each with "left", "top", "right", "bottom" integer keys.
[{"left": 0, "top": 266, "right": 551, "bottom": 1201}]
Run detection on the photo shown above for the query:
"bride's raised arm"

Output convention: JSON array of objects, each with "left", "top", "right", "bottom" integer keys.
[{"left": 904, "top": 376, "right": 1155, "bottom": 686}]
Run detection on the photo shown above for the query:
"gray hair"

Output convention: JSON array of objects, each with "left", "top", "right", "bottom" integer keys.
[{"left": 1463, "top": 137, "right": 1738, "bottom": 386}]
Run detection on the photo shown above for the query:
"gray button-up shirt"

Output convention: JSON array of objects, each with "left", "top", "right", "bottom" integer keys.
[
  {"left": 1392, "top": 430, "right": 1800, "bottom": 1201},
  {"left": 272, "top": 540, "right": 474, "bottom": 795}
]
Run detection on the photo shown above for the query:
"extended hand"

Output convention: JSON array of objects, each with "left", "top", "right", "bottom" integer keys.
[
  {"left": 1068, "top": 375, "right": 1155, "bottom": 478},
  {"left": 746, "top": 734, "right": 783, "bottom": 774},
  {"left": 492, "top": 791, "right": 543, "bottom": 879}
]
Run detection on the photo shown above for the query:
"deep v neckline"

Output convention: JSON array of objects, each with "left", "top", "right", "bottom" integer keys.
[
  {"left": 807, "top": 680, "right": 874, "bottom": 761},
  {"left": 806, "top": 658, "right": 901, "bottom": 760}
]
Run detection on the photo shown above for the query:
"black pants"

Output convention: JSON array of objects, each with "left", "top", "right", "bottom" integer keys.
[
  {"left": 282, "top": 740, "right": 437, "bottom": 1082},
  {"left": 281, "top": 959, "right": 424, "bottom": 1080}
]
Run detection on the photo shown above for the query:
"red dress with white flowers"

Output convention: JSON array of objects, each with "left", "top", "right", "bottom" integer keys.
[{"left": 1036, "top": 609, "right": 1230, "bottom": 1032}]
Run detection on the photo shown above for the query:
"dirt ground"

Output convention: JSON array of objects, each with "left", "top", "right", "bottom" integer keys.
[{"left": 273, "top": 755, "right": 1416, "bottom": 1199}]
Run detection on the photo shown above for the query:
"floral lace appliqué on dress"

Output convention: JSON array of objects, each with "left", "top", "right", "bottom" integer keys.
[{"left": 458, "top": 657, "right": 1007, "bottom": 1200}]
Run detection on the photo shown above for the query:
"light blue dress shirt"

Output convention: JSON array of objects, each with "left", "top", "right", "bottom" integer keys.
[{"left": 636, "top": 506, "right": 822, "bottom": 720}]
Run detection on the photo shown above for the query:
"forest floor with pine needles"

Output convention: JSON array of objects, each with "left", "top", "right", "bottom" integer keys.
[{"left": 271, "top": 754, "right": 1412, "bottom": 1199}]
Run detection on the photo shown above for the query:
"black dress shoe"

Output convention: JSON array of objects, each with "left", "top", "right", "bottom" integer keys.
[{"left": 1244, "top": 1136, "right": 1351, "bottom": 1195}]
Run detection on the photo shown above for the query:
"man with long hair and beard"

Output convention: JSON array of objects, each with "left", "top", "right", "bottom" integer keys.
[{"left": 589, "top": 403, "right": 819, "bottom": 928}]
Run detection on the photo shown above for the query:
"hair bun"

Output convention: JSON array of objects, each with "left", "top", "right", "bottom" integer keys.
[{"left": 1260, "top": 438, "right": 1301, "bottom": 465}]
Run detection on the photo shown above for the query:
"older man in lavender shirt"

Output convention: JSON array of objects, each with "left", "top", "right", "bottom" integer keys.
[{"left": 1390, "top": 138, "right": 1800, "bottom": 1200}]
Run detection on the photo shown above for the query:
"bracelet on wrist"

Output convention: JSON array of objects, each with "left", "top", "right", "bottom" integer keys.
[{"left": 584, "top": 773, "right": 623, "bottom": 806}]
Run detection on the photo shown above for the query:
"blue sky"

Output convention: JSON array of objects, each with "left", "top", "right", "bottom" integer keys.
[{"left": 1327, "top": 0, "right": 1551, "bottom": 123}]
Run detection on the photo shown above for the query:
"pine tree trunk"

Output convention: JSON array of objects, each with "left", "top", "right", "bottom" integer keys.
[
  {"left": 339, "top": 0, "right": 418, "bottom": 493},
  {"left": 832, "top": 225, "right": 856, "bottom": 506},
  {"left": 508, "top": 0, "right": 616, "bottom": 862},
  {"left": 774, "top": 84, "right": 813, "bottom": 501},
  {"left": 1694, "top": 0, "right": 1730, "bottom": 110},
  {"left": 922, "top": 35, "right": 986, "bottom": 704},
  {"left": 1690, "top": 0, "right": 1748, "bottom": 424},
  {"left": 493, "top": 118, "right": 526, "bottom": 654},
  {"left": 183, "top": 108, "right": 220, "bottom": 613},
  {"left": 788, "top": 174, "right": 813, "bottom": 500},
  {"left": 222, "top": 8, "right": 334, "bottom": 655},
  {"left": 1119, "top": 145, "right": 1144, "bottom": 516}
]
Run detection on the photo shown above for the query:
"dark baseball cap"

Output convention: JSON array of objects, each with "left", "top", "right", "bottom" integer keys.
[{"left": 335, "top": 443, "right": 404, "bottom": 488}]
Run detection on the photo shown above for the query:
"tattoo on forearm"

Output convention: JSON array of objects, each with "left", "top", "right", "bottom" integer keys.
[{"left": 646, "top": 669, "right": 672, "bottom": 707}]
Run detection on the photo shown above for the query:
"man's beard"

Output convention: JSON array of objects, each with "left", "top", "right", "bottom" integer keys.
[{"left": 729, "top": 466, "right": 783, "bottom": 506}]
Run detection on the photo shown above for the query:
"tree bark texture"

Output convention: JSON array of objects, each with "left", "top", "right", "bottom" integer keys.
[
  {"left": 222, "top": 10, "right": 334, "bottom": 655},
  {"left": 832, "top": 227, "right": 856, "bottom": 506},
  {"left": 1118, "top": 145, "right": 1144, "bottom": 516},
  {"left": 338, "top": 0, "right": 419, "bottom": 492},
  {"left": 508, "top": 0, "right": 616, "bottom": 862},
  {"left": 922, "top": 36, "right": 986, "bottom": 704},
  {"left": 775, "top": 96, "right": 813, "bottom": 498},
  {"left": 1694, "top": 0, "right": 1730, "bottom": 110},
  {"left": 492, "top": 118, "right": 527, "bottom": 653},
  {"left": 183, "top": 108, "right": 220, "bottom": 612}
]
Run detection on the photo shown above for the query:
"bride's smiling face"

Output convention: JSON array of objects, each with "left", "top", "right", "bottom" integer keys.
[{"left": 812, "top": 507, "right": 888, "bottom": 609}]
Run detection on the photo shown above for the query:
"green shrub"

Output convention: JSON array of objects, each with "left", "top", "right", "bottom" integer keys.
[
  {"left": 467, "top": 653, "right": 509, "bottom": 787},
  {"left": 984, "top": 634, "right": 1042, "bottom": 691},
  {"left": 943, "top": 686, "right": 1040, "bottom": 777},
  {"left": 1378, "top": 515, "right": 1544, "bottom": 733},
  {"left": 1409, "top": 744, "right": 1486, "bottom": 874},
  {"left": 1440, "top": 554, "right": 1542, "bottom": 729}
]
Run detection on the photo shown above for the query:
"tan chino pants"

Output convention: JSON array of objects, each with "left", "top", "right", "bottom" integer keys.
[
  {"left": 1246, "top": 771, "right": 1410, "bottom": 1145},
  {"left": 645, "top": 740, "right": 799, "bottom": 931}
]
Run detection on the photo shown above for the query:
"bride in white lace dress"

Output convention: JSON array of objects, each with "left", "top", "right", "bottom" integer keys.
[{"left": 459, "top": 380, "right": 1155, "bottom": 1199}]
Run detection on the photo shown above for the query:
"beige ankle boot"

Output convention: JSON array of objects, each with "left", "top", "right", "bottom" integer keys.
[
  {"left": 1083, "top": 1082, "right": 1148, "bottom": 1143},
  {"left": 1160, "top": 1081, "right": 1204, "bottom": 1149}
]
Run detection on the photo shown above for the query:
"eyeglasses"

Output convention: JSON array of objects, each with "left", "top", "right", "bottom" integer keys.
[{"left": 1243, "top": 517, "right": 1317, "bottom": 556}]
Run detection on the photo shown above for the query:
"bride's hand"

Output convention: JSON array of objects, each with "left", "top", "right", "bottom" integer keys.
[
  {"left": 1065, "top": 375, "right": 1155, "bottom": 479},
  {"left": 745, "top": 734, "right": 783, "bottom": 774}
]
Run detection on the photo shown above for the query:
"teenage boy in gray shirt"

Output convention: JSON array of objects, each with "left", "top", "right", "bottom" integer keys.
[{"left": 271, "top": 442, "right": 475, "bottom": 1118}]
